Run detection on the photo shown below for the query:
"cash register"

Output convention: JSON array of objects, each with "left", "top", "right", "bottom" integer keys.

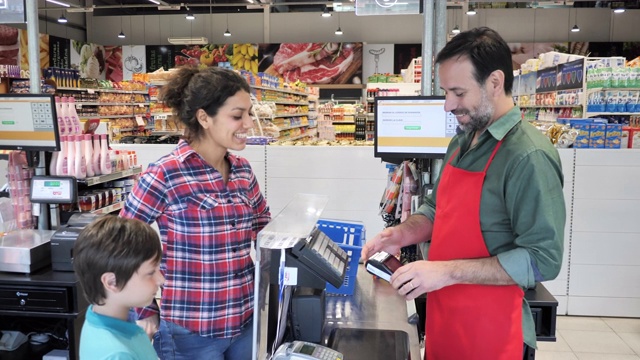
[{"left": 50, "top": 213, "right": 103, "bottom": 271}]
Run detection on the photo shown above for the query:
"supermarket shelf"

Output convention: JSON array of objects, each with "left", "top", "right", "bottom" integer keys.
[
  {"left": 262, "top": 113, "right": 309, "bottom": 118},
  {"left": 250, "top": 85, "right": 308, "bottom": 97},
  {"left": 58, "top": 87, "right": 147, "bottom": 94},
  {"left": 333, "top": 121, "right": 355, "bottom": 124},
  {"left": 519, "top": 105, "right": 582, "bottom": 108},
  {"left": 78, "top": 166, "right": 142, "bottom": 186},
  {"left": 79, "top": 114, "right": 146, "bottom": 120},
  {"left": 278, "top": 123, "right": 310, "bottom": 131},
  {"left": 151, "top": 130, "right": 184, "bottom": 136},
  {"left": 151, "top": 112, "right": 173, "bottom": 118},
  {"left": 283, "top": 133, "right": 314, "bottom": 141},
  {"left": 77, "top": 102, "right": 148, "bottom": 106},
  {"left": 272, "top": 101, "right": 308, "bottom": 106},
  {"left": 586, "top": 112, "right": 640, "bottom": 117},
  {"left": 586, "top": 87, "right": 640, "bottom": 92},
  {"left": 91, "top": 201, "right": 124, "bottom": 215}
]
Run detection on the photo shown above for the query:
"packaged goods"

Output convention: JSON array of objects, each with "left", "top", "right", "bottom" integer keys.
[
  {"left": 605, "top": 124, "right": 622, "bottom": 149},
  {"left": 589, "top": 123, "right": 606, "bottom": 148}
]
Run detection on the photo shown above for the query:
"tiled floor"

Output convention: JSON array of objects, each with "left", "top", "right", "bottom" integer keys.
[{"left": 536, "top": 316, "right": 640, "bottom": 360}]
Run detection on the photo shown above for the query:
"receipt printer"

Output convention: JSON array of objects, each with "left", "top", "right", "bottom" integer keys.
[{"left": 51, "top": 213, "right": 103, "bottom": 272}]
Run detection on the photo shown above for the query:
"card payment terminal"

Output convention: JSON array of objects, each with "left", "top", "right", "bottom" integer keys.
[{"left": 273, "top": 341, "right": 343, "bottom": 360}]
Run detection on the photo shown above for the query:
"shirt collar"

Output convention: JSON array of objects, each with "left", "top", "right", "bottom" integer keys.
[
  {"left": 86, "top": 305, "right": 143, "bottom": 338},
  {"left": 174, "top": 139, "right": 240, "bottom": 168},
  {"left": 486, "top": 106, "right": 522, "bottom": 141}
]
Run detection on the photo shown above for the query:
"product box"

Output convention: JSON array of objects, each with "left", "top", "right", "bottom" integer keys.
[
  {"left": 605, "top": 124, "right": 623, "bottom": 149},
  {"left": 623, "top": 127, "right": 640, "bottom": 149},
  {"left": 570, "top": 119, "right": 592, "bottom": 148},
  {"left": 589, "top": 123, "right": 606, "bottom": 148}
]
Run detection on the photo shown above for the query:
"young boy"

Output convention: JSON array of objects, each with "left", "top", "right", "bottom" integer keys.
[{"left": 73, "top": 215, "right": 164, "bottom": 359}]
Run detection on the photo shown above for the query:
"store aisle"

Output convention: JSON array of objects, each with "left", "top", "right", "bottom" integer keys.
[{"left": 536, "top": 316, "right": 640, "bottom": 360}]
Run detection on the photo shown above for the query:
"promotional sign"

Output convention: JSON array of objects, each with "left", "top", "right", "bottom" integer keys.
[
  {"left": 0, "top": 0, "right": 25, "bottom": 24},
  {"left": 355, "top": 0, "right": 421, "bottom": 16},
  {"left": 363, "top": 44, "right": 394, "bottom": 83},
  {"left": 535, "top": 66, "right": 557, "bottom": 93},
  {"left": 557, "top": 58, "right": 584, "bottom": 91},
  {"left": 145, "top": 45, "right": 176, "bottom": 72},
  {"left": 257, "top": 42, "right": 363, "bottom": 85},
  {"left": 122, "top": 45, "right": 146, "bottom": 81},
  {"left": 70, "top": 40, "right": 107, "bottom": 80},
  {"left": 49, "top": 35, "right": 70, "bottom": 69}
]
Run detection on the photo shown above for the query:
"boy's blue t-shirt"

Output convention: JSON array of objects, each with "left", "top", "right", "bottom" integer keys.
[{"left": 80, "top": 305, "right": 157, "bottom": 360}]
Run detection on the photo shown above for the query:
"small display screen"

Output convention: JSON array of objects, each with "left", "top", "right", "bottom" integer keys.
[
  {"left": 0, "top": 94, "right": 60, "bottom": 151},
  {"left": 299, "top": 344, "right": 316, "bottom": 355},
  {"left": 374, "top": 96, "right": 457, "bottom": 159},
  {"left": 30, "top": 176, "right": 76, "bottom": 204}
]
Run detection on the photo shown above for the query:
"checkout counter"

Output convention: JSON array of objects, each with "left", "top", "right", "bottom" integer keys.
[
  {"left": 255, "top": 194, "right": 557, "bottom": 360},
  {"left": 0, "top": 214, "right": 100, "bottom": 360}
]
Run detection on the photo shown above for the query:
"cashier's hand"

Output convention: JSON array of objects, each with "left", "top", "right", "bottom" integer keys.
[
  {"left": 360, "top": 226, "right": 403, "bottom": 262},
  {"left": 136, "top": 314, "right": 160, "bottom": 340},
  {"left": 390, "top": 260, "right": 453, "bottom": 301}
]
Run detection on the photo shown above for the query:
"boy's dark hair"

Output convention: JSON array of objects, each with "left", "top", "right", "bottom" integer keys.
[
  {"left": 160, "top": 66, "right": 251, "bottom": 143},
  {"left": 435, "top": 26, "right": 514, "bottom": 95},
  {"left": 73, "top": 215, "right": 162, "bottom": 306}
]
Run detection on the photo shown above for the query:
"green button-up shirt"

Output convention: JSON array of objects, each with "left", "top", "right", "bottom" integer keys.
[{"left": 416, "top": 106, "right": 565, "bottom": 349}]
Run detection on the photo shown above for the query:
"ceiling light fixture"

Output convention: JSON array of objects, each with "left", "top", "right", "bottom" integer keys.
[
  {"left": 46, "top": 0, "right": 71, "bottom": 7},
  {"left": 185, "top": 6, "right": 195, "bottom": 20},
  {"left": 452, "top": 25, "right": 460, "bottom": 34},
  {"left": 118, "top": 31, "right": 126, "bottom": 38},
  {"left": 322, "top": 7, "right": 331, "bottom": 17},
  {"left": 57, "top": 13, "right": 67, "bottom": 23},
  {"left": 466, "top": 5, "right": 476, "bottom": 15},
  {"left": 571, "top": 8, "right": 580, "bottom": 32},
  {"left": 335, "top": 13, "right": 343, "bottom": 35},
  {"left": 148, "top": 0, "right": 161, "bottom": 4},
  {"left": 613, "top": 7, "right": 625, "bottom": 13},
  {"left": 224, "top": 13, "right": 231, "bottom": 36}
]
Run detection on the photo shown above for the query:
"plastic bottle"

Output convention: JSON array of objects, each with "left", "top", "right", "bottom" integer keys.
[
  {"left": 92, "top": 134, "right": 102, "bottom": 176},
  {"left": 49, "top": 151, "right": 58, "bottom": 176},
  {"left": 54, "top": 96, "right": 66, "bottom": 136},
  {"left": 60, "top": 97, "right": 74, "bottom": 135},
  {"left": 67, "top": 134, "right": 76, "bottom": 177},
  {"left": 99, "top": 134, "right": 112, "bottom": 175},
  {"left": 83, "top": 134, "right": 94, "bottom": 177},
  {"left": 74, "top": 135, "right": 86, "bottom": 179},
  {"left": 67, "top": 97, "right": 82, "bottom": 135},
  {"left": 56, "top": 135, "right": 68, "bottom": 176}
]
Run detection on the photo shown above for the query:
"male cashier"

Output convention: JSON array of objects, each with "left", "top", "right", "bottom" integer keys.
[{"left": 361, "top": 27, "right": 565, "bottom": 360}]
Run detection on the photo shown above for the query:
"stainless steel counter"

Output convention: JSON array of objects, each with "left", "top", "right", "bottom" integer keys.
[{"left": 324, "top": 264, "right": 421, "bottom": 360}]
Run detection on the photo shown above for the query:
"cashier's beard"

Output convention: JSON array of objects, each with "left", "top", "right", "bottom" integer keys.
[{"left": 453, "top": 88, "right": 494, "bottom": 134}]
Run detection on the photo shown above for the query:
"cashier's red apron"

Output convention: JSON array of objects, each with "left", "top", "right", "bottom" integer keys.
[{"left": 425, "top": 140, "right": 523, "bottom": 360}]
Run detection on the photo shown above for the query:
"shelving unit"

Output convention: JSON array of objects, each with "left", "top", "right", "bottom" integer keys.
[
  {"left": 78, "top": 166, "right": 142, "bottom": 186},
  {"left": 250, "top": 85, "right": 316, "bottom": 141}
]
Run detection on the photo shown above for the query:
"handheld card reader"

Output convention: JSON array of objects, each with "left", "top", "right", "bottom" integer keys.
[{"left": 365, "top": 251, "right": 402, "bottom": 282}]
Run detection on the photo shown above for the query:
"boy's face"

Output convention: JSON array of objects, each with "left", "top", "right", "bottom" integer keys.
[{"left": 113, "top": 259, "right": 164, "bottom": 308}]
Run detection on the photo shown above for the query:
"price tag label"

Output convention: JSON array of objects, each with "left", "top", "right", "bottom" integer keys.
[
  {"left": 138, "top": 103, "right": 145, "bottom": 108},
  {"left": 135, "top": 116, "right": 146, "bottom": 126},
  {"left": 76, "top": 103, "right": 82, "bottom": 109},
  {"left": 87, "top": 89, "right": 95, "bottom": 94},
  {"left": 155, "top": 114, "right": 168, "bottom": 120}
]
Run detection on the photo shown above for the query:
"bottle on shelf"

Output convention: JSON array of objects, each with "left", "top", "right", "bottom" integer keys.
[
  {"left": 56, "top": 135, "right": 68, "bottom": 176},
  {"left": 74, "top": 135, "right": 86, "bottom": 180},
  {"left": 99, "top": 134, "right": 112, "bottom": 175},
  {"left": 60, "top": 96, "right": 74, "bottom": 135},
  {"left": 54, "top": 96, "right": 66, "bottom": 136},
  {"left": 67, "top": 97, "right": 82, "bottom": 135},
  {"left": 92, "top": 134, "right": 102, "bottom": 176},
  {"left": 67, "top": 133, "right": 76, "bottom": 177},
  {"left": 84, "top": 134, "right": 94, "bottom": 177}
]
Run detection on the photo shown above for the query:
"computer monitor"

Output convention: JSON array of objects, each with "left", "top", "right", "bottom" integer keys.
[
  {"left": 374, "top": 95, "right": 457, "bottom": 160},
  {"left": 0, "top": 94, "right": 60, "bottom": 152}
]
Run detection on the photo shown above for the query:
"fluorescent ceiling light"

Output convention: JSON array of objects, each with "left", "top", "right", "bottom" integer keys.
[
  {"left": 167, "top": 36, "right": 208, "bottom": 45},
  {"left": 613, "top": 7, "right": 625, "bottom": 13},
  {"left": 148, "top": 0, "right": 161, "bottom": 4},
  {"left": 46, "top": 0, "right": 71, "bottom": 7}
]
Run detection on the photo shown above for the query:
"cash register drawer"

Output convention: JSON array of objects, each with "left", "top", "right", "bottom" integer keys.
[{"left": 0, "top": 285, "right": 71, "bottom": 312}]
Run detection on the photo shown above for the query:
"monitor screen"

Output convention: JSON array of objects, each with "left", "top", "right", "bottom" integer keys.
[
  {"left": 374, "top": 95, "right": 457, "bottom": 159},
  {"left": 0, "top": 94, "right": 60, "bottom": 151}
]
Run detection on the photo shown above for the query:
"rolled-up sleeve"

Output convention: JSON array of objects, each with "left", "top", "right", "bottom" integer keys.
[{"left": 499, "top": 148, "right": 565, "bottom": 289}]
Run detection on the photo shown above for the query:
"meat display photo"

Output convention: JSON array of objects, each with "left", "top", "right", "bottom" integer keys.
[
  {"left": 259, "top": 42, "right": 363, "bottom": 85},
  {"left": 0, "top": 25, "right": 19, "bottom": 66}
]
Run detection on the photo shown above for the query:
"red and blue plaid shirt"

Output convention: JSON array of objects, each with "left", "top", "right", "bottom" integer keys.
[{"left": 120, "top": 140, "right": 270, "bottom": 338}]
